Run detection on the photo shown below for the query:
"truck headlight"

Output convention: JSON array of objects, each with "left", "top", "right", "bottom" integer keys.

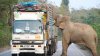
[{"left": 12, "top": 41, "right": 21, "bottom": 43}]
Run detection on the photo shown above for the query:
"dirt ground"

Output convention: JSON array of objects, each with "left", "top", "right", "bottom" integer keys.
[{"left": 0, "top": 46, "right": 10, "bottom": 52}]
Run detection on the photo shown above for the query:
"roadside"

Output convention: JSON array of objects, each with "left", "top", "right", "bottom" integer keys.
[
  {"left": 0, "top": 46, "right": 10, "bottom": 53},
  {"left": 97, "top": 40, "right": 100, "bottom": 56}
]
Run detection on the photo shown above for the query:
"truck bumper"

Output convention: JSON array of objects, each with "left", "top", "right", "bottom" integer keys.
[{"left": 11, "top": 45, "right": 45, "bottom": 54}]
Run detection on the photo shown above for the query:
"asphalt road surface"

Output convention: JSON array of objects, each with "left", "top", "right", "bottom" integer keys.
[{"left": 0, "top": 41, "right": 93, "bottom": 56}]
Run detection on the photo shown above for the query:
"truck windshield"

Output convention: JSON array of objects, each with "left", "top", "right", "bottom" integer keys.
[{"left": 13, "top": 20, "right": 42, "bottom": 34}]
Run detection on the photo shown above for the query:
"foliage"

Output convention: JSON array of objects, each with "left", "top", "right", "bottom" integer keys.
[
  {"left": 91, "top": 24, "right": 100, "bottom": 38},
  {"left": 71, "top": 8, "right": 100, "bottom": 24},
  {"left": 91, "top": 24, "right": 100, "bottom": 54},
  {"left": 0, "top": 25, "right": 11, "bottom": 47},
  {"left": 61, "top": 0, "right": 69, "bottom": 6},
  {"left": 59, "top": 0, "right": 69, "bottom": 15},
  {"left": 0, "top": 0, "right": 17, "bottom": 47}
]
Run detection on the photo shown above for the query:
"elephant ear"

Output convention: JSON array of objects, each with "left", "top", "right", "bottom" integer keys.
[
  {"left": 54, "top": 14, "right": 62, "bottom": 20},
  {"left": 54, "top": 14, "right": 63, "bottom": 27},
  {"left": 59, "top": 22, "right": 65, "bottom": 29},
  {"left": 59, "top": 16, "right": 70, "bottom": 29}
]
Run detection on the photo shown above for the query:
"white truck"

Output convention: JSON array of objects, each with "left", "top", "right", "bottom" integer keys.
[
  {"left": 11, "top": 12, "right": 47, "bottom": 56},
  {"left": 11, "top": 0, "right": 57, "bottom": 56}
]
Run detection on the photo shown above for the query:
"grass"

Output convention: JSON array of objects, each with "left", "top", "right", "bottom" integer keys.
[{"left": 97, "top": 39, "right": 100, "bottom": 56}]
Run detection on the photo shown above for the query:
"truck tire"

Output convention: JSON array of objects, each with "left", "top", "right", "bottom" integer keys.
[
  {"left": 12, "top": 54, "right": 17, "bottom": 56},
  {"left": 42, "top": 53, "right": 47, "bottom": 56},
  {"left": 44, "top": 47, "right": 47, "bottom": 56},
  {"left": 47, "top": 45, "right": 53, "bottom": 55},
  {"left": 53, "top": 39, "right": 57, "bottom": 53},
  {"left": 53, "top": 45, "right": 57, "bottom": 53},
  {"left": 42, "top": 47, "right": 47, "bottom": 56}
]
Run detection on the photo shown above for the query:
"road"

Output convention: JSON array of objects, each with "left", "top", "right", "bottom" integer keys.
[
  {"left": 52, "top": 41, "right": 93, "bottom": 56},
  {"left": 0, "top": 41, "right": 93, "bottom": 56}
]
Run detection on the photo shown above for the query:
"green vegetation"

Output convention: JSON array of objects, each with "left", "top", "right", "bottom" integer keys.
[
  {"left": 59, "top": 0, "right": 69, "bottom": 15},
  {"left": 0, "top": 25, "right": 11, "bottom": 47},
  {"left": 98, "top": 40, "right": 100, "bottom": 55},
  {"left": 91, "top": 24, "right": 100, "bottom": 54},
  {"left": 0, "top": 0, "right": 17, "bottom": 47}
]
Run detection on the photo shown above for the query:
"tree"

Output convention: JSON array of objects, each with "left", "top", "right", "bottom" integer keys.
[
  {"left": 59, "top": 0, "right": 69, "bottom": 15},
  {"left": 0, "top": 0, "right": 17, "bottom": 47},
  {"left": 0, "top": 0, "right": 17, "bottom": 25}
]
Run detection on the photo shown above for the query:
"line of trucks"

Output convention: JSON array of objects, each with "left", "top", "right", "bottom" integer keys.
[{"left": 10, "top": 0, "right": 58, "bottom": 56}]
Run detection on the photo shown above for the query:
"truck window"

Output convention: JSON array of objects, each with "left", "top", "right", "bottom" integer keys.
[{"left": 13, "top": 20, "right": 42, "bottom": 34}]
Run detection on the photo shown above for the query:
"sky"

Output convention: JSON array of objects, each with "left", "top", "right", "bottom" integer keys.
[{"left": 47, "top": 0, "right": 100, "bottom": 10}]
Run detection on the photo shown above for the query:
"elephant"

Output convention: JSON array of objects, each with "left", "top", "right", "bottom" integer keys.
[{"left": 54, "top": 15, "right": 98, "bottom": 56}]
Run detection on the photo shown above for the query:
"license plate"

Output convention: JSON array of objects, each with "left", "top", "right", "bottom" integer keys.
[{"left": 24, "top": 45, "right": 30, "bottom": 47}]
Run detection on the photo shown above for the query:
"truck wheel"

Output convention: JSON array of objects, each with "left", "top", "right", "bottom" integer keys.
[
  {"left": 12, "top": 54, "right": 17, "bottom": 56},
  {"left": 53, "top": 45, "right": 57, "bottom": 53},
  {"left": 44, "top": 47, "right": 47, "bottom": 56},
  {"left": 42, "top": 53, "right": 47, "bottom": 56},
  {"left": 42, "top": 47, "right": 47, "bottom": 56},
  {"left": 53, "top": 42, "right": 57, "bottom": 53},
  {"left": 47, "top": 45, "right": 53, "bottom": 55}
]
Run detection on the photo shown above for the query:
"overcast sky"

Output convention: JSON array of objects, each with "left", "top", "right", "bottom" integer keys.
[{"left": 48, "top": 0, "right": 100, "bottom": 10}]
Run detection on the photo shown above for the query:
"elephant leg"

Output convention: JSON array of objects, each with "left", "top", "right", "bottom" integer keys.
[
  {"left": 86, "top": 42, "right": 97, "bottom": 56},
  {"left": 61, "top": 38, "right": 70, "bottom": 56}
]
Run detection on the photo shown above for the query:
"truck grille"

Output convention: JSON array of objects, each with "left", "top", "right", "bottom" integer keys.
[
  {"left": 20, "top": 48, "right": 35, "bottom": 50},
  {"left": 12, "top": 40, "right": 43, "bottom": 45}
]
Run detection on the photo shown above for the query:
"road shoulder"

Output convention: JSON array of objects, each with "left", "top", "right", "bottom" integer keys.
[{"left": 0, "top": 46, "right": 10, "bottom": 53}]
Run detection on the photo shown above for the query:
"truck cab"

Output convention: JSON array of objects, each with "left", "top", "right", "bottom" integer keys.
[{"left": 11, "top": 12, "right": 47, "bottom": 56}]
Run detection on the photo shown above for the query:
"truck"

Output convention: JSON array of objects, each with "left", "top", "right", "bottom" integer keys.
[{"left": 11, "top": 0, "right": 58, "bottom": 56}]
